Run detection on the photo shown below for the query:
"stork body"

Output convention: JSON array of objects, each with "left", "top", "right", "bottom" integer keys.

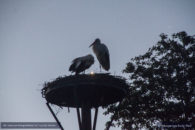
[
  {"left": 69, "top": 54, "right": 94, "bottom": 74},
  {"left": 89, "top": 39, "right": 110, "bottom": 71}
]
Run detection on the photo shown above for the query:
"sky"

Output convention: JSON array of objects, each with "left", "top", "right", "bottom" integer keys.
[{"left": 0, "top": 0, "right": 195, "bottom": 130}]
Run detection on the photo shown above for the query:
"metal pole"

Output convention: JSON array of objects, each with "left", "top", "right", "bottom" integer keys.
[
  {"left": 76, "top": 108, "right": 82, "bottom": 130},
  {"left": 81, "top": 105, "right": 92, "bottom": 130},
  {"left": 93, "top": 108, "right": 98, "bottom": 130},
  {"left": 46, "top": 102, "right": 64, "bottom": 130}
]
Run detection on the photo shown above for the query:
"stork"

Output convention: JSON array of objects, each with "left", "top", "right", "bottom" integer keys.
[
  {"left": 69, "top": 54, "right": 94, "bottom": 75},
  {"left": 89, "top": 38, "right": 110, "bottom": 71}
]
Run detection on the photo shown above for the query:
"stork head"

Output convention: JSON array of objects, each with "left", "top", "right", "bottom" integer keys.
[{"left": 89, "top": 38, "right": 101, "bottom": 47}]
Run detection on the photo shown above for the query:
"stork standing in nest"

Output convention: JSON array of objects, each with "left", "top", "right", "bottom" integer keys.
[
  {"left": 69, "top": 54, "right": 94, "bottom": 75},
  {"left": 89, "top": 38, "right": 110, "bottom": 72}
]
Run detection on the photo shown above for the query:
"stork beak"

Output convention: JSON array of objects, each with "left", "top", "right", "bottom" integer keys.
[{"left": 89, "top": 42, "right": 94, "bottom": 48}]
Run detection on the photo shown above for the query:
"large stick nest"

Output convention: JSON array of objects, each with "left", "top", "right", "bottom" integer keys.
[{"left": 42, "top": 73, "right": 128, "bottom": 108}]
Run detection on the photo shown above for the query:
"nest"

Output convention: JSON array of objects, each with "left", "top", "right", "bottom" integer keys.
[{"left": 42, "top": 73, "right": 128, "bottom": 108}]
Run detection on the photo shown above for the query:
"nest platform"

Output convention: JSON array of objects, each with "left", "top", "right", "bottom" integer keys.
[{"left": 42, "top": 73, "right": 128, "bottom": 108}]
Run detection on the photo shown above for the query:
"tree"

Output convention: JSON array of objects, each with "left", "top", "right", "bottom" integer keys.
[{"left": 104, "top": 31, "right": 195, "bottom": 129}]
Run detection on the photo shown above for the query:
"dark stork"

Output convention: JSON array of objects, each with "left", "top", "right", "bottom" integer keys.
[
  {"left": 69, "top": 54, "right": 94, "bottom": 75},
  {"left": 89, "top": 38, "right": 110, "bottom": 71}
]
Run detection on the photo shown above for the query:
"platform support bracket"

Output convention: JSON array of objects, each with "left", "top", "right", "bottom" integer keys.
[
  {"left": 46, "top": 102, "right": 64, "bottom": 130},
  {"left": 93, "top": 108, "right": 98, "bottom": 130}
]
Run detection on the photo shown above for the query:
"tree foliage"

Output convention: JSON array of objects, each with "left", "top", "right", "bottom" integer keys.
[{"left": 104, "top": 31, "right": 195, "bottom": 129}]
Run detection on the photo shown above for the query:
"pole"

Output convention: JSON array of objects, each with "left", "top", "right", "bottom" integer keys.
[
  {"left": 76, "top": 108, "right": 82, "bottom": 130},
  {"left": 81, "top": 105, "right": 91, "bottom": 130},
  {"left": 46, "top": 102, "right": 64, "bottom": 130},
  {"left": 93, "top": 108, "right": 98, "bottom": 130}
]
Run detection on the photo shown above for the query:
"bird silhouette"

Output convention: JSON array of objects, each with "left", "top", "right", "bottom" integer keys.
[
  {"left": 89, "top": 38, "right": 110, "bottom": 71},
  {"left": 69, "top": 54, "right": 94, "bottom": 75}
]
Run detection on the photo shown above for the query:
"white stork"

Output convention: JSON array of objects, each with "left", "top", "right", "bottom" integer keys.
[
  {"left": 89, "top": 38, "right": 110, "bottom": 71},
  {"left": 69, "top": 54, "right": 94, "bottom": 75}
]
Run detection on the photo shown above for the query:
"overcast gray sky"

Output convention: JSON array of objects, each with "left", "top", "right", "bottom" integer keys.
[{"left": 0, "top": 0, "right": 195, "bottom": 130}]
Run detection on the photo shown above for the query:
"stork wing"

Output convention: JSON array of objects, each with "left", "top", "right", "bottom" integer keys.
[
  {"left": 96, "top": 43, "right": 110, "bottom": 71},
  {"left": 103, "top": 51, "right": 110, "bottom": 70}
]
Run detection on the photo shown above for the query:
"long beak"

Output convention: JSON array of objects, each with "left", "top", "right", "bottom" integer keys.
[{"left": 89, "top": 42, "right": 94, "bottom": 48}]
